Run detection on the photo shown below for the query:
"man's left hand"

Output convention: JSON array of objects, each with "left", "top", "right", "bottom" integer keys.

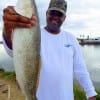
[{"left": 88, "top": 96, "right": 96, "bottom": 100}]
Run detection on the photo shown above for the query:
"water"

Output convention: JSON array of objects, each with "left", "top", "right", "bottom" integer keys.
[
  {"left": 0, "top": 44, "right": 14, "bottom": 71},
  {"left": 0, "top": 44, "right": 100, "bottom": 87},
  {"left": 80, "top": 44, "right": 100, "bottom": 88}
]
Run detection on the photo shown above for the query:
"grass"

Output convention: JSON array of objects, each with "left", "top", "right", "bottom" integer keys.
[
  {"left": 0, "top": 69, "right": 100, "bottom": 99},
  {"left": 74, "top": 82, "right": 100, "bottom": 100},
  {"left": 74, "top": 83, "right": 86, "bottom": 100},
  {"left": 0, "top": 68, "right": 16, "bottom": 81}
]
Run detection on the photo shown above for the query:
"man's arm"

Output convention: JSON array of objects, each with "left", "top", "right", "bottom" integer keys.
[
  {"left": 73, "top": 37, "right": 97, "bottom": 99},
  {"left": 2, "top": 6, "right": 36, "bottom": 50}
]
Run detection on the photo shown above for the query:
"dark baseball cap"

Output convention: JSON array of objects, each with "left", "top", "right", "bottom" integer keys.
[{"left": 48, "top": 0, "right": 67, "bottom": 15}]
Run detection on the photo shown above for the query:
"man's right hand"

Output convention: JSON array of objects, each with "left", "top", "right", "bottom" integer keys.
[{"left": 3, "top": 6, "right": 37, "bottom": 49}]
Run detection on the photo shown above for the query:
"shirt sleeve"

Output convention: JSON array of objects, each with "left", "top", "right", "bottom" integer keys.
[
  {"left": 73, "top": 38, "right": 97, "bottom": 98},
  {"left": 2, "top": 36, "right": 13, "bottom": 57}
]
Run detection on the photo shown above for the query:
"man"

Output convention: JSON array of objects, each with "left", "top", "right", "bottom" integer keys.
[{"left": 2, "top": 0, "right": 97, "bottom": 100}]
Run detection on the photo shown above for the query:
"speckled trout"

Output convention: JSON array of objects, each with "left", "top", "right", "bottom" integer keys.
[{"left": 13, "top": 0, "right": 40, "bottom": 100}]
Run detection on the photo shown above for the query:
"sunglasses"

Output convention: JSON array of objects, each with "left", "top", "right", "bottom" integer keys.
[{"left": 48, "top": 10, "right": 64, "bottom": 17}]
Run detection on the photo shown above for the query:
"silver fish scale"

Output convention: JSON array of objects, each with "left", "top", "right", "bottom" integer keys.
[{"left": 13, "top": 0, "right": 40, "bottom": 100}]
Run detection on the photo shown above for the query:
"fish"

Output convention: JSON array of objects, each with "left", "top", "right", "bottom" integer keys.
[{"left": 12, "top": 0, "right": 41, "bottom": 100}]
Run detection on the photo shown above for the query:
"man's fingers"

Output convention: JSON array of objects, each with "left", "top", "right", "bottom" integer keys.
[
  {"left": 3, "top": 6, "right": 37, "bottom": 29},
  {"left": 4, "top": 21, "right": 36, "bottom": 29},
  {"left": 3, "top": 13, "right": 30, "bottom": 22},
  {"left": 3, "top": 12, "right": 37, "bottom": 24}
]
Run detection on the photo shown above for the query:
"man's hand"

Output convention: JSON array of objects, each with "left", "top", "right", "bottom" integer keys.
[
  {"left": 88, "top": 96, "right": 96, "bottom": 100},
  {"left": 3, "top": 6, "right": 37, "bottom": 49},
  {"left": 3, "top": 6, "right": 36, "bottom": 29}
]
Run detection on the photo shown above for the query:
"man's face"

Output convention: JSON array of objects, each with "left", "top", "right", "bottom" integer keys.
[{"left": 46, "top": 10, "right": 66, "bottom": 32}]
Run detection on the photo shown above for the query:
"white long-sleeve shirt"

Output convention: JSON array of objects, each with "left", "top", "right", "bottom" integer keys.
[{"left": 3, "top": 28, "right": 97, "bottom": 100}]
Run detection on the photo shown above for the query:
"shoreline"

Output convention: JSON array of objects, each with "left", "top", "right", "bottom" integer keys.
[
  {"left": 0, "top": 69, "right": 25, "bottom": 100},
  {"left": 0, "top": 68, "right": 100, "bottom": 88},
  {"left": 0, "top": 69, "right": 100, "bottom": 99}
]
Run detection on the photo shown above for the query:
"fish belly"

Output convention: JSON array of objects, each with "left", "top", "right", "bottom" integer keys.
[{"left": 13, "top": 0, "right": 40, "bottom": 100}]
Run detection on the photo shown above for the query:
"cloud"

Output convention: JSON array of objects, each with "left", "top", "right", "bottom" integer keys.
[
  {"left": 64, "top": 0, "right": 100, "bottom": 36},
  {"left": 0, "top": 0, "right": 100, "bottom": 37}
]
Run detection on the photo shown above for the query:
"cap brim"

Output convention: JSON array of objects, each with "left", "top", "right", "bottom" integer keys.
[{"left": 48, "top": 7, "right": 66, "bottom": 15}]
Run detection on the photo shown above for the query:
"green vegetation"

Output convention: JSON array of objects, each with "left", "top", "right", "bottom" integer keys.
[
  {"left": 0, "top": 69, "right": 100, "bottom": 99},
  {"left": 74, "top": 82, "right": 100, "bottom": 100},
  {"left": 74, "top": 83, "right": 86, "bottom": 100},
  {"left": 0, "top": 68, "right": 16, "bottom": 81}
]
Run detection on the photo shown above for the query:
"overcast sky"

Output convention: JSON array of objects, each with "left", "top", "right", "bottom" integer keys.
[{"left": 0, "top": 0, "right": 100, "bottom": 41}]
